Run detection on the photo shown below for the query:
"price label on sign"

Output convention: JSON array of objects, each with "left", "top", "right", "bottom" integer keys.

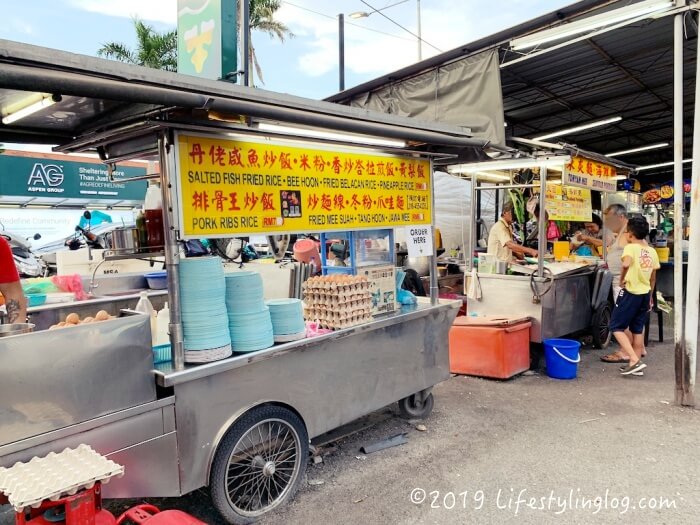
[
  {"left": 175, "top": 133, "right": 432, "bottom": 238},
  {"left": 406, "top": 226, "right": 434, "bottom": 257}
]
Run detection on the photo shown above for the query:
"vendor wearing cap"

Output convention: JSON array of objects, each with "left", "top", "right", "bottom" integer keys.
[{"left": 487, "top": 202, "right": 539, "bottom": 262}]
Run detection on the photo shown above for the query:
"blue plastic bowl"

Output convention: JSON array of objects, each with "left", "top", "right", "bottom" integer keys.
[
  {"left": 145, "top": 271, "right": 168, "bottom": 290},
  {"left": 26, "top": 294, "right": 47, "bottom": 307}
]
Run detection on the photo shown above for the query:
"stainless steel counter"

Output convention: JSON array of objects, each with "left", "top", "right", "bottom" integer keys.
[{"left": 155, "top": 298, "right": 460, "bottom": 387}]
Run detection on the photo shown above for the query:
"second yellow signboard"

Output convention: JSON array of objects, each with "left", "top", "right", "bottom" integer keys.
[{"left": 176, "top": 134, "right": 432, "bottom": 238}]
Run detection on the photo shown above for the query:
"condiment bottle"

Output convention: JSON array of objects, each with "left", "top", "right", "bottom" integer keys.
[
  {"left": 144, "top": 182, "right": 164, "bottom": 249},
  {"left": 134, "top": 207, "right": 148, "bottom": 252}
]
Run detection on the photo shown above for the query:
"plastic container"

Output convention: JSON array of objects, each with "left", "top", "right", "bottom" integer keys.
[
  {"left": 655, "top": 247, "right": 670, "bottom": 263},
  {"left": 155, "top": 302, "right": 170, "bottom": 347},
  {"left": 144, "top": 183, "right": 164, "bottom": 249},
  {"left": 25, "top": 294, "right": 47, "bottom": 307},
  {"left": 544, "top": 338, "right": 581, "bottom": 380},
  {"left": 553, "top": 241, "right": 570, "bottom": 261},
  {"left": 145, "top": 271, "right": 168, "bottom": 290},
  {"left": 477, "top": 253, "right": 496, "bottom": 274},
  {"left": 152, "top": 344, "right": 172, "bottom": 364},
  {"left": 293, "top": 238, "right": 320, "bottom": 264},
  {"left": 135, "top": 291, "right": 157, "bottom": 345},
  {"left": 449, "top": 319, "right": 531, "bottom": 379}
]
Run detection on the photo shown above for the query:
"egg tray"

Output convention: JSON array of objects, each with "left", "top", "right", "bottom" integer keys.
[
  {"left": 316, "top": 315, "right": 372, "bottom": 330},
  {"left": 302, "top": 276, "right": 370, "bottom": 293},
  {"left": 303, "top": 291, "right": 372, "bottom": 302},
  {"left": 0, "top": 444, "right": 124, "bottom": 512},
  {"left": 304, "top": 306, "right": 372, "bottom": 320},
  {"left": 304, "top": 302, "right": 372, "bottom": 315}
]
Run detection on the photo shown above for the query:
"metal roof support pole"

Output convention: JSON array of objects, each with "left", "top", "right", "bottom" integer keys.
[
  {"left": 673, "top": 12, "right": 691, "bottom": 405},
  {"left": 429, "top": 158, "right": 438, "bottom": 305},
  {"left": 679, "top": 11, "right": 698, "bottom": 406},
  {"left": 159, "top": 134, "right": 185, "bottom": 371},
  {"left": 537, "top": 167, "right": 547, "bottom": 278},
  {"left": 468, "top": 174, "right": 477, "bottom": 272}
]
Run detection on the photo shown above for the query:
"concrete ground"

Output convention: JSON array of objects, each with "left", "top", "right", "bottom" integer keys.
[{"left": 4, "top": 320, "right": 699, "bottom": 524}]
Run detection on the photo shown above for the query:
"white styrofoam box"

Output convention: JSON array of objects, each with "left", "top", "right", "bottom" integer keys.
[
  {"left": 56, "top": 249, "right": 164, "bottom": 276},
  {"left": 360, "top": 264, "right": 397, "bottom": 316},
  {"left": 0, "top": 444, "right": 124, "bottom": 512}
]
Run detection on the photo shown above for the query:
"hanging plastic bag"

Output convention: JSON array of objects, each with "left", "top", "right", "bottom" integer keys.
[
  {"left": 547, "top": 221, "right": 561, "bottom": 241},
  {"left": 466, "top": 268, "right": 482, "bottom": 300},
  {"left": 52, "top": 274, "right": 88, "bottom": 301}
]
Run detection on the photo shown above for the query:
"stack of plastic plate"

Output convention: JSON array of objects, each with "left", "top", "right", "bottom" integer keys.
[
  {"left": 179, "top": 256, "right": 232, "bottom": 363},
  {"left": 224, "top": 271, "right": 265, "bottom": 313},
  {"left": 225, "top": 271, "right": 274, "bottom": 352},
  {"left": 266, "top": 298, "right": 306, "bottom": 342}
]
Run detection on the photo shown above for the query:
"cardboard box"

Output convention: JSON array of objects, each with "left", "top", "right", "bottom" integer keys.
[{"left": 360, "top": 264, "right": 397, "bottom": 315}]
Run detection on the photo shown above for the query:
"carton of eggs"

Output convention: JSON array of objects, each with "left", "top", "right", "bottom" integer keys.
[{"left": 302, "top": 275, "right": 373, "bottom": 330}]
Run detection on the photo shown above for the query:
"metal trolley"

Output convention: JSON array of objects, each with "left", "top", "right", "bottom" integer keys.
[{"left": 0, "top": 41, "right": 482, "bottom": 523}]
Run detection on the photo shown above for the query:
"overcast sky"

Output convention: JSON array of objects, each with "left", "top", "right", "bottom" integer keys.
[{"left": 0, "top": 0, "right": 573, "bottom": 99}]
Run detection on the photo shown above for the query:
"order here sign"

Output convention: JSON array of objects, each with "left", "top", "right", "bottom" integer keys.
[{"left": 175, "top": 134, "right": 432, "bottom": 238}]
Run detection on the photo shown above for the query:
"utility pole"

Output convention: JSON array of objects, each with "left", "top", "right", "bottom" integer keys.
[
  {"left": 417, "top": 0, "right": 422, "bottom": 61},
  {"left": 339, "top": 14, "right": 345, "bottom": 91},
  {"left": 242, "top": 0, "right": 250, "bottom": 87}
]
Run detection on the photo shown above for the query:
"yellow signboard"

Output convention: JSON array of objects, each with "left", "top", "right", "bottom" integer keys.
[
  {"left": 545, "top": 185, "right": 593, "bottom": 222},
  {"left": 564, "top": 156, "right": 617, "bottom": 192},
  {"left": 176, "top": 134, "right": 432, "bottom": 238}
]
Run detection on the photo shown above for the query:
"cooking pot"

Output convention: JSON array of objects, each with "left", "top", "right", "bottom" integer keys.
[
  {"left": 405, "top": 256, "right": 430, "bottom": 276},
  {"left": 111, "top": 227, "right": 140, "bottom": 253}
]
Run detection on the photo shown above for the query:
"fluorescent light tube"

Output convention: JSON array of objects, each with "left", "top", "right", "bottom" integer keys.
[
  {"left": 2, "top": 97, "right": 57, "bottom": 125},
  {"left": 511, "top": 0, "right": 675, "bottom": 50},
  {"left": 607, "top": 142, "right": 669, "bottom": 156},
  {"left": 448, "top": 156, "right": 570, "bottom": 174},
  {"left": 533, "top": 116, "right": 622, "bottom": 141},
  {"left": 256, "top": 123, "right": 406, "bottom": 148},
  {"left": 637, "top": 159, "right": 692, "bottom": 171}
]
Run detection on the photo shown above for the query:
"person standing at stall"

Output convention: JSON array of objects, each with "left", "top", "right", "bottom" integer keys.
[
  {"left": 610, "top": 218, "right": 660, "bottom": 376},
  {"left": 600, "top": 204, "right": 638, "bottom": 364},
  {"left": 0, "top": 236, "right": 26, "bottom": 323},
  {"left": 487, "top": 202, "right": 539, "bottom": 262}
]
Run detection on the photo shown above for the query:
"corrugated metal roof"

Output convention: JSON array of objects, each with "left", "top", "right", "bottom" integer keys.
[{"left": 330, "top": 0, "right": 697, "bottom": 182}]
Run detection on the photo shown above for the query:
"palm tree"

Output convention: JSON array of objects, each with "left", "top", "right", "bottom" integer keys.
[
  {"left": 246, "top": 0, "right": 294, "bottom": 85},
  {"left": 98, "top": 18, "right": 178, "bottom": 72}
]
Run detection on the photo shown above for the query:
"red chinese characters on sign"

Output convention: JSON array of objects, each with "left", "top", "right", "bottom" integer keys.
[
  {"left": 350, "top": 194, "right": 361, "bottom": 210},
  {"left": 332, "top": 156, "right": 342, "bottom": 174},
  {"left": 279, "top": 153, "right": 292, "bottom": 170},
  {"left": 333, "top": 194, "right": 345, "bottom": 210},
  {"left": 228, "top": 192, "right": 241, "bottom": 211},
  {"left": 308, "top": 194, "right": 320, "bottom": 211},
  {"left": 228, "top": 147, "right": 244, "bottom": 167},
  {"left": 192, "top": 191, "right": 209, "bottom": 211},
  {"left": 264, "top": 151, "right": 278, "bottom": 168},
  {"left": 313, "top": 155, "right": 326, "bottom": 172},
  {"left": 362, "top": 195, "right": 373, "bottom": 210},
  {"left": 189, "top": 143, "right": 205, "bottom": 165},
  {"left": 299, "top": 154, "right": 311, "bottom": 172},
  {"left": 210, "top": 145, "right": 226, "bottom": 166},
  {"left": 212, "top": 190, "right": 227, "bottom": 212},
  {"left": 321, "top": 194, "right": 332, "bottom": 212},
  {"left": 244, "top": 192, "right": 259, "bottom": 211},
  {"left": 248, "top": 148, "right": 259, "bottom": 168},
  {"left": 261, "top": 192, "right": 275, "bottom": 211},
  {"left": 396, "top": 195, "right": 405, "bottom": 210}
]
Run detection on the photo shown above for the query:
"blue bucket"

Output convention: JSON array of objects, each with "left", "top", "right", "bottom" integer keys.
[{"left": 544, "top": 338, "right": 581, "bottom": 380}]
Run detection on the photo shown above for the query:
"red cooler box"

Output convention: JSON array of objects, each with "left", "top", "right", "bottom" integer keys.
[{"left": 449, "top": 316, "right": 531, "bottom": 379}]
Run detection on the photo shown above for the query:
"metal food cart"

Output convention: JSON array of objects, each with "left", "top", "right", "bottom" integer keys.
[
  {"left": 0, "top": 41, "right": 486, "bottom": 523},
  {"left": 450, "top": 150, "right": 632, "bottom": 348}
]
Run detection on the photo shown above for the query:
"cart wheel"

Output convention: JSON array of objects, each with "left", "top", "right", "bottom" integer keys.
[
  {"left": 210, "top": 405, "right": 308, "bottom": 525},
  {"left": 592, "top": 301, "right": 612, "bottom": 349},
  {"left": 398, "top": 392, "right": 434, "bottom": 419}
]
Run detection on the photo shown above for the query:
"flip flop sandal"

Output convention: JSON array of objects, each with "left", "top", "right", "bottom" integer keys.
[{"left": 601, "top": 354, "right": 630, "bottom": 363}]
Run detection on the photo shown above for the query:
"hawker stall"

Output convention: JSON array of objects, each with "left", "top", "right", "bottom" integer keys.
[
  {"left": 0, "top": 41, "right": 484, "bottom": 524},
  {"left": 449, "top": 149, "right": 633, "bottom": 350}
]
